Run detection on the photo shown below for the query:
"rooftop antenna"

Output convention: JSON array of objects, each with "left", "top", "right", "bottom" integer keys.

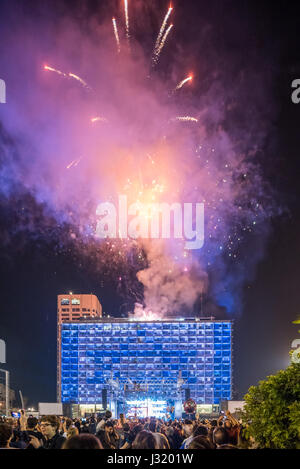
[{"left": 200, "top": 289, "right": 203, "bottom": 316}]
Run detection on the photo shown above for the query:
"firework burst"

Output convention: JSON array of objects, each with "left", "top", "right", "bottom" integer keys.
[{"left": 1, "top": 1, "right": 278, "bottom": 318}]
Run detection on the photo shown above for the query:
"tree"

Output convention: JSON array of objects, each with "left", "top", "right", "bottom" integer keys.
[{"left": 242, "top": 362, "right": 300, "bottom": 449}]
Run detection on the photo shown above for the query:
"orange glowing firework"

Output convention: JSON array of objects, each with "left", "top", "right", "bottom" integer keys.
[
  {"left": 154, "top": 24, "right": 173, "bottom": 65},
  {"left": 154, "top": 6, "right": 173, "bottom": 56},
  {"left": 112, "top": 17, "right": 121, "bottom": 53},
  {"left": 175, "top": 75, "right": 193, "bottom": 91}
]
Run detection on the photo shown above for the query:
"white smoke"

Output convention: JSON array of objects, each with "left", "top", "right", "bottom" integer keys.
[{"left": 133, "top": 240, "right": 208, "bottom": 317}]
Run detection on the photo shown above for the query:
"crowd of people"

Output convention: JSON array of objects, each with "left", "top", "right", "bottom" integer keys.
[{"left": 0, "top": 409, "right": 253, "bottom": 450}]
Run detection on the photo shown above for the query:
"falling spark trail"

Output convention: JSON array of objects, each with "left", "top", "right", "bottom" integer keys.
[
  {"left": 147, "top": 154, "right": 155, "bottom": 165},
  {"left": 154, "top": 6, "right": 173, "bottom": 54},
  {"left": 112, "top": 17, "right": 121, "bottom": 53},
  {"left": 44, "top": 65, "right": 67, "bottom": 77},
  {"left": 124, "top": 0, "right": 130, "bottom": 41},
  {"left": 154, "top": 24, "right": 173, "bottom": 66},
  {"left": 66, "top": 157, "right": 82, "bottom": 169},
  {"left": 172, "top": 116, "right": 199, "bottom": 122},
  {"left": 66, "top": 161, "right": 75, "bottom": 169},
  {"left": 44, "top": 65, "right": 91, "bottom": 89},
  {"left": 91, "top": 116, "right": 108, "bottom": 123},
  {"left": 175, "top": 75, "right": 193, "bottom": 91},
  {"left": 68, "top": 73, "right": 90, "bottom": 89}
]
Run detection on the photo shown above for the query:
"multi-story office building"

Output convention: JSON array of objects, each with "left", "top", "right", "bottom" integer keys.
[
  {"left": 57, "top": 293, "right": 102, "bottom": 322},
  {"left": 57, "top": 294, "right": 233, "bottom": 417},
  {"left": 57, "top": 293, "right": 102, "bottom": 401}
]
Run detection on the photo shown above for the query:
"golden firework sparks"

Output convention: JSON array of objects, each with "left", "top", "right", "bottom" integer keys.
[
  {"left": 124, "top": 0, "right": 130, "bottom": 41},
  {"left": 154, "top": 24, "right": 173, "bottom": 65},
  {"left": 154, "top": 6, "right": 173, "bottom": 55}
]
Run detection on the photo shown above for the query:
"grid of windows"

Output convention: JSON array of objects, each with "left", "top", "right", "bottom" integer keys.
[{"left": 60, "top": 321, "right": 232, "bottom": 405}]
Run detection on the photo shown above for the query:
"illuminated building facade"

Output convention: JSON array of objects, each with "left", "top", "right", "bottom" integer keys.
[{"left": 57, "top": 297, "right": 232, "bottom": 415}]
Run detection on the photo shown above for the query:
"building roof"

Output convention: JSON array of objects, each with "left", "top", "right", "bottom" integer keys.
[{"left": 60, "top": 316, "right": 233, "bottom": 324}]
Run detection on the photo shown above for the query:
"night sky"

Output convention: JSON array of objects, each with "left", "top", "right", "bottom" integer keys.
[{"left": 0, "top": 0, "right": 300, "bottom": 407}]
